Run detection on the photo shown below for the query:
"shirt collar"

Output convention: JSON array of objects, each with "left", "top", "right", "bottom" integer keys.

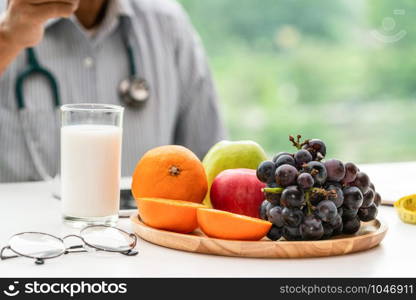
[{"left": 117, "top": 0, "right": 135, "bottom": 18}]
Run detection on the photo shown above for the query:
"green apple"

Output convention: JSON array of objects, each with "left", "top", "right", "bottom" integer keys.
[{"left": 202, "top": 140, "right": 268, "bottom": 207}]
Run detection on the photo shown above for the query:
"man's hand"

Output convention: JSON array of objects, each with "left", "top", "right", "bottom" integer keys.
[
  {"left": 0, "top": 0, "right": 79, "bottom": 74},
  {"left": 0, "top": 0, "right": 79, "bottom": 49}
]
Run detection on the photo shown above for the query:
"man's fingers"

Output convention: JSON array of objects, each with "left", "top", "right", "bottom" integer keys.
[
  {"left": 10, "top": 2, "right": 79, "bottom": 23},
  {"left": 30, "top": 2, "right": 78, "bottom": 19},
  {"left": 19, "top": 0, "right": 78, "bottom": 4},
  {"left": 3, "top": 0, "right": 80, "bottom": 48},
  {"left": 7, "top": 0, "right": 79, "bottom": 11}
]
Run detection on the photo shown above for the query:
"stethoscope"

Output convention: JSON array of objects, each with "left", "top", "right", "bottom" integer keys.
[{"left": 14, "top": 16, "right": 150, "bottom": 181}]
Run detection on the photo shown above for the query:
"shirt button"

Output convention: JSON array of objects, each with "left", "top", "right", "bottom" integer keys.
[{"left": 83, "top": 57, "right": 94, "bottom": 68}]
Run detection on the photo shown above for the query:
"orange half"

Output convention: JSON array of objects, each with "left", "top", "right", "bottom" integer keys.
[
  {"left": 137, "top": 198, "right": 206, "bottom": 233},
  {"left": 197, "top": 208, "right": 272, "bottom": 241}
]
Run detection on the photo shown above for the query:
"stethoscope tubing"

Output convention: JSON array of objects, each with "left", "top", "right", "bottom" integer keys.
[{"left": 18, "top": 109, "right": 58, "bottom": 181}]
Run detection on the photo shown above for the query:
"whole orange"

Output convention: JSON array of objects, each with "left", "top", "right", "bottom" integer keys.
[{"left": 132, "top": 145, "right": 208, "bottom": 203}]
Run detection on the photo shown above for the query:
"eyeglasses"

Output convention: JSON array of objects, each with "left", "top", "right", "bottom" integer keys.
[{"left": 0, "top": 225, "right": 138, "bottom": 265}]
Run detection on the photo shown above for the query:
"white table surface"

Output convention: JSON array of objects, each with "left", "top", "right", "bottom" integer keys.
[{"left": 1, "top": 163, "right": 415, "bottom": 278}]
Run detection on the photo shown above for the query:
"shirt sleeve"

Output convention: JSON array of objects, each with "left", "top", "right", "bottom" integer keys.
[{"left": 172, "top": 6, "right": 227, "bottom": 159}]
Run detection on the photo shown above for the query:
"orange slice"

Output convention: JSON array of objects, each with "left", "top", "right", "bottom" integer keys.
[
  {"left": 197, "top": 208, "right": 272, "bottom": 241},
  {"left": 137, "top": 198, "right": 206, "bottom": 233}
]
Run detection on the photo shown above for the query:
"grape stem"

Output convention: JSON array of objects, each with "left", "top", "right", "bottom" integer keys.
[
  {"left": 262, "top": 187, "right": 284, "bottom": 194},
  {"left": 311, "top": 187, "right": 332, "bottom": 198},
  {"left": 289, "top": 135, "right": 302, "bottom": 150},
  {"left": 305, "top": 190, "right": 313, "bottom": 215},
  {"left": 310, "top": 169, "right": 319, "bottom": 176},
  {"left": 261, "top": 184, "right": 334, "bottom": 218},
  {"left": 289, "top": 134, "right": 309, "bottom": 151},
  {"left": 305, "top": 187, "right": 334, "bottom": 216},
  {"left": 315, "top": 152, "right": 324, "bottom": 161}
]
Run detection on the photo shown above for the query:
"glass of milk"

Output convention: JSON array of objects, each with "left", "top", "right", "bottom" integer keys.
[{"left": 60, "top": 104, "right": 124, "bottom": 227}]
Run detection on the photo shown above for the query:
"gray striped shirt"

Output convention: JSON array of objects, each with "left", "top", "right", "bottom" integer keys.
[{"left": 0, "top": 0, "right": 225, "bottom": 182}]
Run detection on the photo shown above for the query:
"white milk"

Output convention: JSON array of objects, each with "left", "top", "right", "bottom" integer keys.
[{"left": 61, "top": 125, "right": 122, "bottom": 218}]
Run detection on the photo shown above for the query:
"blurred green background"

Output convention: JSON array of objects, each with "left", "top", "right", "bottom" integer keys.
[{"left": 178, "top": 0, "right": 416, "bottom": 163}]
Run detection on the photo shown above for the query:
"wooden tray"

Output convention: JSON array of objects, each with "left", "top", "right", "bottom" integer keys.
[{"left": 130, "top": 214, "right": 388, "bottom": 258}]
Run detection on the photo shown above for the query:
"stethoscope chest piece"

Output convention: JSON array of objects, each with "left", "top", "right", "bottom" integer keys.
[{"left": 118, "top": 76, "right": 150, "bottom": 106}]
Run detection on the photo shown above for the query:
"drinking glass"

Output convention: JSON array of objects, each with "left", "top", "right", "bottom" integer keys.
[{"left": 61, "top": 104, "right": 124, "bottom": 227}]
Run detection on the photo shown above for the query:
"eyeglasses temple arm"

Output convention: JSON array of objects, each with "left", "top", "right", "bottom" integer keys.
[
  {"left": 121, "top": 234, "right": 139, "bottom": 256},
  {"left": 130, "top": 233, "right": 138, "bottom": 248},
  {"left": 0, "top": 246, "right": 19, "bottom": 260}
]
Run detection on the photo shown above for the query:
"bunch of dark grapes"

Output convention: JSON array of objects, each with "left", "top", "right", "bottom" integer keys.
[{"left": 257, "top": 135, "right": 381, "bottom": 241}]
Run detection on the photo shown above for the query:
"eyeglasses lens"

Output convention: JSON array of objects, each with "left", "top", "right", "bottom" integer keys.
[
  {"left": 9, "top": 233, "right": 65, "bottom": 259},
  {"left": 80, "top": 226, "right": 135, "bottom": 252}
]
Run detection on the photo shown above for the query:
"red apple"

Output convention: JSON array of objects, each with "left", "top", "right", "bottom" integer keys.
[{"left": 210, "top": 168, "right": 266, "bottom": 218}]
